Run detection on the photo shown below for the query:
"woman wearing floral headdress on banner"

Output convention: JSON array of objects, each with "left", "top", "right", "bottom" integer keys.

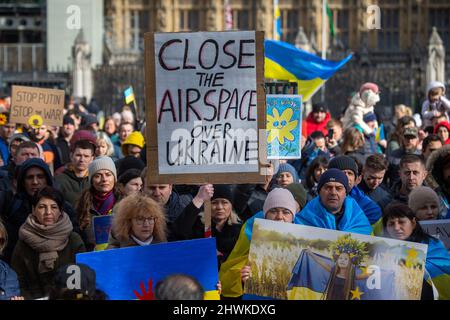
[{"left": 287, "top": 234, "right": 372, "bottom": 300}]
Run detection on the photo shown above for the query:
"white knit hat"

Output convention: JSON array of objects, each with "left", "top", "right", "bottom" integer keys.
[
  {"left": 263, "top": 188, "right": 297, "bottom": 217},
  {"left": 88, "top": 156, "right": 117, "bottom": 183}
]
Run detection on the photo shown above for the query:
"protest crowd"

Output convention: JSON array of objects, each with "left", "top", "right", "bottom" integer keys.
[{"left": 1, "top": 58, "right": 450, "bottom": 300}]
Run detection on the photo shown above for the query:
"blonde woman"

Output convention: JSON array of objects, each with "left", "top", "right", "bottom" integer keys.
[
  {"left": 107, "top": 193, "right": 167, "bottom": 249},
  {"left": 95, "top": 132, "right": 115, "bottom": 159}
]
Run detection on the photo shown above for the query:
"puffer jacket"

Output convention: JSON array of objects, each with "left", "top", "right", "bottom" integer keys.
[{"left": 425, "top": 144, "right": 450, "bottom": 218}]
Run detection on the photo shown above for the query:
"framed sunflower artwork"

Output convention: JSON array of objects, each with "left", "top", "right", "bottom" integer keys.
[{"left": 266, "top": 94, "right": 302, "bottom": 159}]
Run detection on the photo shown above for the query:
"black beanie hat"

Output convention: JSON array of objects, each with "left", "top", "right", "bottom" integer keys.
[
  {"left": 118, "top": 168, "right": 142, "bottom": 186},
  {"left": 117, "top": 156, "right": 145, "bottom": 178},
  {"left": 328, "top": 155, "right": 359, "bottom": 176},
  {"left": 212, "top": 184, "right": 233, "bottom": 203},
  {"left": 285, "top": 183, "right": 307, "bottom": 210},
  {"left": 317, "top": 168, "right": 350, "bottom": 194}
]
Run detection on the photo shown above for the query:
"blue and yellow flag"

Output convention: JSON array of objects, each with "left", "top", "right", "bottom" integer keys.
[
  {"left": 287, "top": 250, "right": 396, "bottom": 300},
  {"left": 273, "top": 0, "right": 282, "bottom": 41},
  {"left": 375, "top": 123, "right": 386, "bottom": 142},
  {"left": 219, "top": 211, "right": 265, "bottom": 298},
  {"left": 425, "top": 238, "right": 450, "bottom": 300},
  {"left": 124, "top": 86, "right": 135, "bottom": 104},
  {"left": 264, "top": 40, "right": 352, "bottom": 101},
  {"left": 77, "top": 238, "right": 220, "bottom": 300}
]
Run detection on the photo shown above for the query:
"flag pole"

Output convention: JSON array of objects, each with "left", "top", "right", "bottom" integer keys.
[
  {"left": 321, "top": 0, "right": 327, "bottom": 101},
  {"left": 273, "top": 0, "right": 277, "bottom": 40}
]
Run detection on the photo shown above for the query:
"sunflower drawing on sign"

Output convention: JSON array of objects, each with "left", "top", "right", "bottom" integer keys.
[
  {"left": 28, "top": 115, "right": 43, "bottom": 129},
  {"left": 0, "top": 113, "right": 7, "bottom": 126},
  {"left": 266, "top": 94, "right": 302, "bottom": 159}
]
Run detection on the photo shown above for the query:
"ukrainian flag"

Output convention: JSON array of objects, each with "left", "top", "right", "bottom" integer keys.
[
  {"left": 273, "top": 0, "right": 282, "bottom": 41},
  {"left": 265, "top": 40, "right": 352, "bottom": 101},
  {"left": 124, "top": 86, "right": 135, "bottom": 104},
  {"left": 287, "top": 249, "right": 396, "bottom": 300},
  {"left": 375, "top": 123, "right": 386, "bottom": 142},
  {"left": 219, "top": 211, "right": 265, "bottom": 298},
  {"left": 425, "top": 238, "right": 450, "bottom": 300}
]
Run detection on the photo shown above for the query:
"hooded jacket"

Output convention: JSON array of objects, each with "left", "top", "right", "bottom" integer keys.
[
  {"left": 305, "top": 111, "right": 331, "bottom": 136},
  {"left": 54, "top": 166, "right": 90, "bottom": 208},
  {"left": 342, "top": 93, "right": 375, "bottom": 135},
  {"left": 434, "top": 121, "right": 450, "bottom": 145},
  {"left": 426, "top": 144, "right": 450, "bottom": 218},
  {"left": 421, "top": 81, "right": 450, "bottom": 126},
  {"left": 2, "top": 158, "right": 78, "bottom": 262}
]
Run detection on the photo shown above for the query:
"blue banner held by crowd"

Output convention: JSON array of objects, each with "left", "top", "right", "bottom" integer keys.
[{"left": 76, "top": 238, "right": 219, "bottom": 300}]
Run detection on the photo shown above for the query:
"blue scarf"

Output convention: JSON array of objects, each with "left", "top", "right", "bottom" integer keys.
[{"left": 294, "top": 196, "right": 372, "bottom": 235}]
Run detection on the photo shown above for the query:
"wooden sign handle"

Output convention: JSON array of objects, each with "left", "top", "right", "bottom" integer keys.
[{"left": 204, "top": 200, "right": 212, "bottom": 238}]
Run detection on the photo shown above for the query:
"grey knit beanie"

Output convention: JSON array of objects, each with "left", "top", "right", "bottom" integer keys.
[
  {"left": 89, "top": 156, "right": 117, "bottom": 183},
  {"left": 408, "top": 186, "right": 440, "bottom": 213},
  {"left": 263, "top": 188, "right": 297, "bottom": 217}
]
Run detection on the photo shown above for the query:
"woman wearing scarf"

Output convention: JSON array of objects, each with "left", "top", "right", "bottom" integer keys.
[
  {"left": 76, "top": 156, "right": 120, "bottom": 251},
  {"left": 10, "top": 187, "right": 85, "bottom": 300}
]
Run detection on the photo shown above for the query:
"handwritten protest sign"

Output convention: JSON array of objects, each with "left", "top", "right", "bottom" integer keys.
[
  {"left": 76, "top": 238, "right": 219, "bottom": 300},
  {"left": 245, "top": 219, "right": 428, "bottom": 300},
  {"left": 10, "top": 85, "right": 65, "bottom": 127},
  {"left": 266, "top": 94, "right": 302, "bottom": 159},
  {"left": 144, "top": 31, "right": 266, "bottom": 184},
  {"left": 93, "top": 215, "right": 112, "bottom": 251},
  {"left": 420, "top": 219, "right": 450, "bottom": 251}
]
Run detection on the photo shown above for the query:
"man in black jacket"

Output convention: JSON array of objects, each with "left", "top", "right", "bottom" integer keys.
[
  {"left": 390, "top": 154, "right": 428, "bottom": 205},
  {"left": 358, "top": 154, "right": 392, "bottom": 209}
]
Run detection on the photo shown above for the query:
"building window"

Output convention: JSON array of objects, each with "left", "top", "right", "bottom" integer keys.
[
  {"left": 232, "top": 9, "right": 250, "bottom": 30},
  {"left": 428, "top": 8, "right": 450, "bottom": 47},
  {"left": 280, "top": 9, "right": 299, "bottom": 44},
  {"left": 377, "top": 8, "right": 399, "bottom": 51},
  {"left": 179, "top": 9, "right": 199, "bottom": 31},
  {"left": 130, "top": 9, "right": 150, "bottom": 51},
  {"left": 335, "top": 8, "right": 349, "bottom": 48}
]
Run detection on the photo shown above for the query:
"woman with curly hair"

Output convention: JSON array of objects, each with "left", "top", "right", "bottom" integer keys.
[
  {"left": 107, "top": 193, "right": 167, "bottom": 248},
  {"left": 76, "top": 156, "right": 121, "bottom": 251}
]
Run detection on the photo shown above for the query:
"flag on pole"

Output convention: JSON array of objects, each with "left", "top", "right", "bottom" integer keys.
[
  {"left": 124, "top": 86, "right": 135, "bottom": 104},
  {"left": 273, "top": 0, "right": 282, "bottom": 40},
  {"left": 224, "top": 0, "right": 233, "bottom": 30}
]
